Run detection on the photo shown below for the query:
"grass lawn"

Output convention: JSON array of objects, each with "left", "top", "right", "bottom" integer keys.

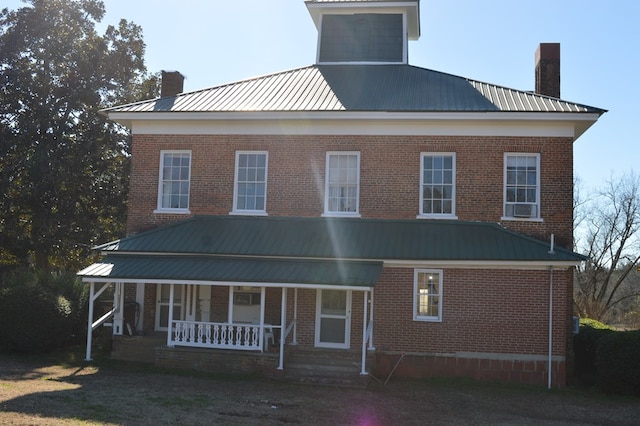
[{"left": 0, "top": 348, "right": 638, "bottom": 425}]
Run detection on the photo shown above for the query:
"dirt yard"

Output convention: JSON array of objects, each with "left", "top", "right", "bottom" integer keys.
[{"left": 0, "top": 351, "right": 638, "bottom": 425}]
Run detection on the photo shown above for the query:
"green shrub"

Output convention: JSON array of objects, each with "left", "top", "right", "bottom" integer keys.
[
  {"left": 596, "top": 331, "right": 640, "bottom": 395},
  {"left": 0, "top": 268, "right": 88, "bottom": 353},
  {"left": 573, "top": 320, "right": 614, "bottom": 386}
]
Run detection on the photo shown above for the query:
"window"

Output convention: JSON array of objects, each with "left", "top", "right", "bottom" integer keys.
[
  {"left": 233, "top": 151, "right": 268, "bottom": 214},
  {"left": 414, "top": 269, "right": 442, "bottom": 322},
  {"left": 157, "top": 150, "right": 191, "bottom": 212},
  {"left": 419, "top": 153, "right": 456, "bottom": 218},
  {"left": 504, "top": 154, "right": 540, "bottom": 219},
  {"left": 324, "top": 152, "right": 360, "bottom": 216}
]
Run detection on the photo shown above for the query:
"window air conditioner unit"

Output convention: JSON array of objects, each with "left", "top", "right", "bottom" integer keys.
[{"left": 513, "top": 203, "right": 535, "bottom": 218}]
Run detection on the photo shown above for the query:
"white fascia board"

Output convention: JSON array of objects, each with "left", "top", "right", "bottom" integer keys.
[
  {"left": 80, "top": 276, "right": 371, "bottom": 291},
  {"left": 108, "top": 111, "right": 599, "bottom": 139},
  {"left": 383, "top": 260, "right": 580, "bottom": 270},
  {"left": 306, "top": 2, "right": 419, "bottom": 38}
]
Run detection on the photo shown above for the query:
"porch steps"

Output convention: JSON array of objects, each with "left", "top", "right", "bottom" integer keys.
[
  {"left": 282, "top": 349, "right": 371, "bottom": 388},
  {"left": 111, "top": 335, "right": 165, "bottom": 363}
]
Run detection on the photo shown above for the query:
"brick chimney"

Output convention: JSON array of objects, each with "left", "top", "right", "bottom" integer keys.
[
  {"left": 160, "top": 70, "right": 184, "bottom": 97},
  {"left": 535, "top": 43, "right": 560, "bottom": 98}
]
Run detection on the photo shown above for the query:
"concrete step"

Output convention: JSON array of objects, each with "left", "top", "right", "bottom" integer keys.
[{"left": 283, "top": 349, "right": 371, "bottom": 388}]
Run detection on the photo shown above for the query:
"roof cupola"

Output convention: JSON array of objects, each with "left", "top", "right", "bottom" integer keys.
[{"left": 305, "top": 0, "right": 420, "bottom": 64}]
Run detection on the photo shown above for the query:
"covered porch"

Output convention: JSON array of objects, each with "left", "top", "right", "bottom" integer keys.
[{"left": 78, "top": 255, "right": 382, "bottom": 377}]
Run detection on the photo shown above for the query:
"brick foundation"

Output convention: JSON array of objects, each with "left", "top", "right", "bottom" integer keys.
[
  {"left": 374, "top": 351, "right": 566, "bottom": 387},
  {"left": 155, "top": 346, "right": 279, "bottom": 377}
]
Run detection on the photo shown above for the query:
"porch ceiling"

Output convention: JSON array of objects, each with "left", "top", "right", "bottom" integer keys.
[{"left": 78, "top": 255, "right": 382, "bottom": 287}]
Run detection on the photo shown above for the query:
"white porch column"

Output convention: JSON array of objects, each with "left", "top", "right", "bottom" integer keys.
[
  {"left": 185, "top": 284, "right": 196, "bottom": 322},
  {"left": 85, "top": 282, "right": 96, "bottom": 361},
  {"left": 259, "top": 287, "right": 266, "bottom": 352},
  {"left": 278, "top": 287, "right": 287, "bottom": 370},
  {"left": 112, "top": 282, "right": 124, "bottom": 335},
  {"left": 293, "top": 288, "right": 298, "bottom": 345},
  {"left": 135, "top": 283, "right": 145, "bottom": 332},
  {"left": 361, "top": 290, "right": 369, "bottom": 375},
  {"left": 167, "top": 284, "right": 175, "bottom": 347},
  {"left": 368, "top": 287, "right": 375, "bottom": 350}
]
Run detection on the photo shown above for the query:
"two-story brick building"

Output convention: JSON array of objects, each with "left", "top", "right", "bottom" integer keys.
[{"left": 79, "top": 0, "right": 604, "bottom": 387}]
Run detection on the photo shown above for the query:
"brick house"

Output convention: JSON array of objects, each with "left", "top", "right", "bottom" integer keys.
[{"left": 79, "top": 0, "right": 604, "bottom": 387}]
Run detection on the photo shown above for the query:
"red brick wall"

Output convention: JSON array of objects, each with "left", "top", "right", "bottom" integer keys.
[
  {"left": 371, "top": 266, "right": 571, "bottom": 386},
  {"left": 373, "top": 267, "right": 570, "bottom": 356},
  {"left": 127, "top": 134, "right": 574, "bottom": 248}
]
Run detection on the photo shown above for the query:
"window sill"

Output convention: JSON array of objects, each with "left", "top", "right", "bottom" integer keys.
[
  {"left": 416, "top": 214, "right": 458, "bottom": 220},
  {"left": 321, "top": 213, "right": 362, "bottom": 218},
  {"left": 500, "top": 216, "right": 544, "bottom": 223},
  {"left": 153, "top": 209, "right": 191, "bottom": 215},
  {"left": 414, "top": 317, "right": 442, "bottom": 323},
  {"left": 229, "top": 211, "right": 268, "bottom": 216}
]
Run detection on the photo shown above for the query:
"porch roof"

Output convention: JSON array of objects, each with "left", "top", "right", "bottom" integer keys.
[
  {"left": 94, "top": 215, "right": 586, "bottom": 263},
  {"left": 78, "top": 255, "right": 383, "bottom": 288}
]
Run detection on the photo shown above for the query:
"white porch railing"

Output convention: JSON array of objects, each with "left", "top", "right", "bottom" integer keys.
[{"left": 171, "top": 320, "right": 265, "bottom": 351}]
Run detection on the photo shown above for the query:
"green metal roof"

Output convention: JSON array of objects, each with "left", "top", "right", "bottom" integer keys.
[
  {"left": 94, "top": 215, "right": 585, "bottom": 263},
  {"left": 78, "top": 255, "right": 382, "bottom": 287},
  {"left": 102, "top": 65, "right": 605, "bottom": 115}
]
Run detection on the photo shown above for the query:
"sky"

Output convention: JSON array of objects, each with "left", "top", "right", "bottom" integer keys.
[{"left": 5, "top": 0, "right": 639, "bottom": 192}]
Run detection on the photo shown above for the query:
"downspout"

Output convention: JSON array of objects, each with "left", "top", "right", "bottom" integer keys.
[
  {"left": 547, "top": 234, "right": 555, "bottom": 389},
  {"left": 548, "top": 266, "right": 554, "bottom": 389}
]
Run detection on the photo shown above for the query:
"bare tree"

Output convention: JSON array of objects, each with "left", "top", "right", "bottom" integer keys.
[{"left": 574, "top": 172, "right": 640, "bottom": 323}]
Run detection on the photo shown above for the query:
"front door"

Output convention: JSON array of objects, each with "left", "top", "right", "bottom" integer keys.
[{"left": 315, "top": 289, "right": 351, "bottom": 348}]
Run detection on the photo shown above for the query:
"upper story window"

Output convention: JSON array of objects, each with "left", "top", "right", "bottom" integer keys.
[
  {"left": 503, "top": 153, "right": 540, "bottom": 220},
  {"left": 157, "top": 150, "right": 191, "bottom": 212},
  {"left": 319, "top": 14, "right": 404, "bottom": 63},
  {"left": 324, "top": 152, "right": 360, "bottom": 217},
  {"left": 419, "top": 153, "right": 456, "bottom": 219},
  {"left": 414, "top": 269, "right": 443, "bottom": 322},
  {"left": 232, "top": 151, "right": 268, "bottom": 215}
]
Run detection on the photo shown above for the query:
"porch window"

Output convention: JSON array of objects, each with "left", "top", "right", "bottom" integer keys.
[
  {"left": 324, "top": 152, "right": 360, "bottom": 216},
  {"left": 156, "top": 150, "right": 191, "bottom": 212},
  {"left": 413, "top": 269, "right": 442, "bottom": 322}
]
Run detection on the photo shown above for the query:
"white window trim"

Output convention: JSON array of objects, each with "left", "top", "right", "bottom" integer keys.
[
  {"left": 155, "top": 150, "right": 191, "bottom": 214},
  {"left": 417, "top": 152, "right": 458, "bottom": 220},
  {"left": 323, "top": 151, "right": 361, "bottom": 217},
  {"left": 413, "top": 269, "right": 443, "bottom": 322},
  {"left": 501, "top": 153, "right": 542, "bottom": 222},
  {"left": 230, "top": 151, "right": 269, "bottom": 216}
]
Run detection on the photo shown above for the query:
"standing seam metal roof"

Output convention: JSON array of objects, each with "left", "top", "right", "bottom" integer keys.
[
  {"left": 102, "top": 65, "right": 605, "bottom": 115},
  {"left": 93, "top": 215, "right": 585, "bottom": 263}
]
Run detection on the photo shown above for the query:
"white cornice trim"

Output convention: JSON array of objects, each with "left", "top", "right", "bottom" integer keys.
[
  {"left": 382, "top": 260, "right": 578, "bottom": 270},
  {"left": 107, "top": 111, "right": 599, "bottom": 138}
]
